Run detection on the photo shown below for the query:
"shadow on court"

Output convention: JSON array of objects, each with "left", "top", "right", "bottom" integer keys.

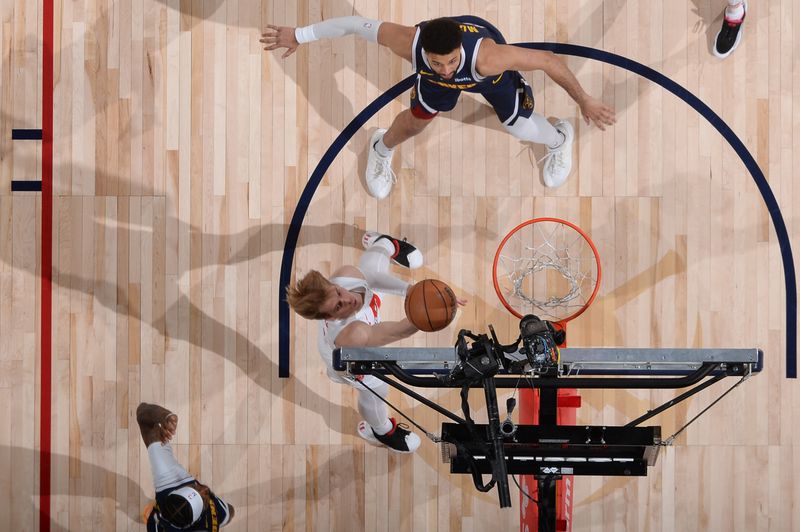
[{"left": 0, "top": 445, "right": 148, "bottom": 530}]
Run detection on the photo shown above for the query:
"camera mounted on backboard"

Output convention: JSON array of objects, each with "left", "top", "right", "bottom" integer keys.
[
  {"left": 518, "top": 314, "right": 564, "bottom": 375},
  {"left": 447, "top": 330, "right": 502, "bottom": 385},
  {"left": 445, "top": 315, "right": 566, "bottom": 385}
]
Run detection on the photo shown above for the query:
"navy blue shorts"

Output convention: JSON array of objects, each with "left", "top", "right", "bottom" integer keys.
[{"left": 410, "top": 70, "right": 535, "bottom": 126}]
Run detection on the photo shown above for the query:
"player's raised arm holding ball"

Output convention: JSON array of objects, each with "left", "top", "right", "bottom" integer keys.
[{"left": 285, "top": 231, "right": 465, "bottom": 453}]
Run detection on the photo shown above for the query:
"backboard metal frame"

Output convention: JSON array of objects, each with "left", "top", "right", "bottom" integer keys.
[
  {"left": 333, "top": 346, "right": 762, "bottom": 391},
  {"left": 332, "top": 339, "right": 762, "bottom": 512}
]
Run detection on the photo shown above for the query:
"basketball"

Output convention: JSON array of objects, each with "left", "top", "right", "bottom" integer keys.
[{"left": 404, "top": 279, "right": 458, "bottom": 332}]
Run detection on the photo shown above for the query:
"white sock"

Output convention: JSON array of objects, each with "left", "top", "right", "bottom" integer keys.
[
  {"left": 725, "top": 2, "right": 744, "bottom": 20},
  {"left": 358, "top": 247, "right": 410, "bottom": 296},
  {"left": 503, "top": 112, "right": 563, "bottom": 148},
  {"left": 368, "top": 236, "right": 396, "bottom": 256},
  {"left": 372, "top": 418, "right": 394, "bottom": 435},
  {"left": 374, "top": 135, "right": 393, "bottom": 158},
  {"left": 355, "top": 377, "right": 391, "bottom": 430}
]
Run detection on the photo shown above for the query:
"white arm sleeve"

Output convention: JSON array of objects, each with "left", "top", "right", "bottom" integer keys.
[{"left": 295, "top": 16, "right": 382, "bottom": 44}]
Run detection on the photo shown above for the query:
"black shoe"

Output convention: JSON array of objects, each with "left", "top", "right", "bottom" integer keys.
[
  {"left": 362, "top": 231, "right": 423, "bottom": 269},
  {"left": 714, "top": 2, "right": 746, "bottom": 59},
  {"left": 357, "top": 418, "right": 421, "bottom": 453}
]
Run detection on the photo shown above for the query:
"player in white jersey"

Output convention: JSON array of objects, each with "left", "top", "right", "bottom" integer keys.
[{"left": 286, "top": 231, "right": 464, "bottom": 452}]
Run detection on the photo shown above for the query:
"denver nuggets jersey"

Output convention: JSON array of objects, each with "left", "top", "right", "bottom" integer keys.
[
  {"left": 411, "top": 15, "right": 507, "bottom": 93},
  {"left": 147, "top": 485, "right": 233, "bottom": 531}
]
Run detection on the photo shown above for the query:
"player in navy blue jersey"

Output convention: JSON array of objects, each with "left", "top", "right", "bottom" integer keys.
[
  {"left": 137, "top": 403, "right": 235, "bottom": 531},
  {"left": 262, "top": 15, "right": 616, "bottom": 197}
]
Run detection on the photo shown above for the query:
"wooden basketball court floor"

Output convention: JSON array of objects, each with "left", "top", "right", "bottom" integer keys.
[{"left": 2, "top": 0, "right": 799, "bottom": 530}]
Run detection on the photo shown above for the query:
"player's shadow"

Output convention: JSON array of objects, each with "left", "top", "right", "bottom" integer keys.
[
  {"left": 46, "top": 230, "right": 358, "bottom": 438},
  {"left": 227, "top": 446, "right": 365, "bottom": 504},
  {"left": 153, "top": 0, "right": 375, "bottom": 159},
  {"left": 1, "top": 130, "right": 500, "bottom": 433},
  {"left": 0, "top": 156, "right": 365, "bottom": 435},
  {"left": 224, "top": 445, "right": 469, "bottom": 529},
  {"left": 0, "top": 445, "right": 149, "bottom": 531}
]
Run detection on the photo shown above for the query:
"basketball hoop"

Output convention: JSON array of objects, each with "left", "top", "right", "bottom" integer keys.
[{"left": 492, "top": 218, "right": 601, "bottom": 324}]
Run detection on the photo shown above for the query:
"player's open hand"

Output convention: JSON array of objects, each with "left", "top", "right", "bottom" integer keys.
[
  {"left": 579, "top": 96, "right": 616, "bottom": 130},
  {"left": 158, "top": 413, "right": 178, "bottom": 445},
  {"left": 261, "top": 24, "right": 300, "bottom": 58}
]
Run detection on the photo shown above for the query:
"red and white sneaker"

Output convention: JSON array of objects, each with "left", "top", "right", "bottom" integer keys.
[
  {"left": 713, "top": 1, "right": 747, "bottom": 59},
  {"left": 357, "top": 418, "right": 421, "bottom": 453},
  {"left": 362, "top": 231, "right": 423, "bottom": 269}
]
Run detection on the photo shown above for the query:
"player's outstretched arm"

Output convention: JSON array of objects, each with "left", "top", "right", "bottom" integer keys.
[
  {"left": 335, "top": 298, "right": 467, "bottom": 347},
  {"left": 335, "top": 319, "right": 419, "bottom": 348},
  {"left": 261, "top": 24, "right": 300, "bottom": 58},
  {"left": 261, "top": 18, "right": 415, "bottom": 62},
  {"left": 477, "top": 41, "right": 616, "bottom": 130}
]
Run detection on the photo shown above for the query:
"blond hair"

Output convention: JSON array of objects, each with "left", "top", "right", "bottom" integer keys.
[{"left": 285, "top": 270, "right": 333, "bottom": 320}]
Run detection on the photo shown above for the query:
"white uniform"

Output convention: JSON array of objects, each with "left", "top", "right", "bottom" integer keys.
[
  {"left": 315, "top": 272, "right": 393, "bottom": 429},
  {"left": 303, "top": 234, "right": 422, "bottom": 450},
  {"left": 318, "top": 275, "right": 380, "bottom": 367}
]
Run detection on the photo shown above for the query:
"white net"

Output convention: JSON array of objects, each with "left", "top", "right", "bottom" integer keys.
[{"left": 494, "top": 219, "right": 600, "bottom": 321}]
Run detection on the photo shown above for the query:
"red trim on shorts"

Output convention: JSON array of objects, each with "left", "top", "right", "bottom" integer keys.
[{"left": 411, "top": 104, "right": 437, "bottom": 120}]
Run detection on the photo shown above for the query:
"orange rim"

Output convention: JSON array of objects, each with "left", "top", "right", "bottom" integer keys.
[{"left": 492, "top": 217, "right": 602, "bottom": 324}]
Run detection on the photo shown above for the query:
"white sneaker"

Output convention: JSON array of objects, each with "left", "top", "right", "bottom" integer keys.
[
  {"left": 361, "top": 231, "right": 423, "bottom": 269},
  {"left": 357, "top": 419, "right": 421, "bottom": 453},
  {"left": 365, "top": 129, "right": 397, "bottom": 199},
  {"left": 539, "top": 119, "right": 574, "bottom": 188}
]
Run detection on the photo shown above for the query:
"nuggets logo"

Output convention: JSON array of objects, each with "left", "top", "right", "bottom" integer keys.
[
  {"left": 459, "top": 24, "right": 479, "bottom": 33},
  {"left": 523, "top": 94, "right": 533, "bottom": 110}
]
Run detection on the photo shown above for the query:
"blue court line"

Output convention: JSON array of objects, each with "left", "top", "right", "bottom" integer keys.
[
  {"left": 11, "top": 180, "right": 43, "bottom": 192},
  {"left": 278, "top": 76, "right": 415, "bottom": 377},
  {"left": 279, "top": 43, "right": 796, "bottom": 379},
  {"left": 11, "top": 128, "right": 43, "bottom": 140}
]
